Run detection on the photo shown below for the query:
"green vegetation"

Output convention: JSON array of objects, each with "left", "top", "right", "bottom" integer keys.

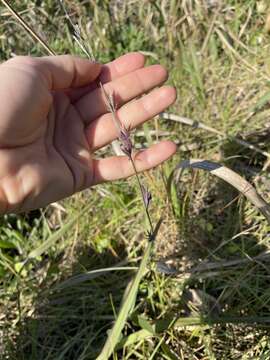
[{"left": 1, "top": 0, "right": 270, "bottom": 358}]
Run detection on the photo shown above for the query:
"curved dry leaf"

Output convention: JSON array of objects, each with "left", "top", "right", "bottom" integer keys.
[{"left": 172, "top": 159, "right": 270, "bottom": 224}]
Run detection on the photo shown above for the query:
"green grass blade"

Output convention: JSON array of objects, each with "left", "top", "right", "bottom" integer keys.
[
  {"left": 52, "top": 266, "right": 138, "bottom": 291},
  {"left": 251, "top": 90, "right": 270, "bottom": 112},
  {"left": 115, "top": 329, "right": 153, "bottom": 350},
  {"left": 27, "top": 202, "right": 92, "bottom": 260},
  {"left": 96, "top": 240, "right": 153, "bottom": 360}
]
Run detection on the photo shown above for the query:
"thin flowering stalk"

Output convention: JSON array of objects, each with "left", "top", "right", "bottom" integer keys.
[
  {"left": 129, "top": 158, "right": 154, "bottom": 234},
  {"left": 59, "top": 0, "right": 95, "bottom": 61},
  {"left": 100, "top": 85, "right": 122, "bottom": 134},
  {"left": 142, "top": 185, "right": 152, "bottom": 210},
  {"left": 59, "top": 0, "right": 155, "bottom": 237},
  {"left": 100, "top": 87, "right": 154, "bottom": 234}
]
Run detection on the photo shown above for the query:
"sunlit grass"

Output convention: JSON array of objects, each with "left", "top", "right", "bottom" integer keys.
[{"left": 1, "top": 0, "right": 270, "bottom": 359}]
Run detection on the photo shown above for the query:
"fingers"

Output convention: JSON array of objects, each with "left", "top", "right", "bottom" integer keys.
[
  {"left": 36, "top": 55, "right": 102, "bottom": 90},
  {"left": 41, "top": 53, "right": 145, "bottom": 91},
  {"left": 4, "top": 52, "right": 145, "bottom": 93},
  {"left": 64, "top": 84, "right": 94, "bottom": 103},
  {"left": 76, "top": 64, "right": 168, "bottom": 122},
  {"left": 85, "top": 86, "right": 176, "bottom": 150},
  {"left": 63, "top": 52, "right": 146, "bottom": 103},
  {"left": 99, "top": 52, "right": 145, "bottom": 83},
  {"left": 91, "top": 141, "right": 177, "bottom": 185}
]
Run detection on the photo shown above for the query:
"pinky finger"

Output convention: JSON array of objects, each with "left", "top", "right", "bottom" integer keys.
[{"left": 91, "top": 141, "right": 177, "bottom": 185}]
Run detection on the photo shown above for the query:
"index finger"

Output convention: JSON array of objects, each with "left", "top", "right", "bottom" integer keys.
[
  {"left": 64, "top": 52, "right": 146, "bottom": 102},
  {"left": 99, "top": 52, "right": 145, "bottom": 83}
]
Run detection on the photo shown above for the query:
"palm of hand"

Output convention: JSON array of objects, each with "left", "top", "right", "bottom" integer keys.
[{"left": 0, "top": 53, "right": 176, "bottom": 213}]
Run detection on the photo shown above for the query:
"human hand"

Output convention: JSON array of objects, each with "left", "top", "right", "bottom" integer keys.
[{"left": 0, "top": 53, "right": 176, "bottom": 213}]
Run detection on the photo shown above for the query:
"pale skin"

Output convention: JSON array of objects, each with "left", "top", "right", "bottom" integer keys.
[{"left": 0, "top": 52, "right": 177, "bottom": 213}]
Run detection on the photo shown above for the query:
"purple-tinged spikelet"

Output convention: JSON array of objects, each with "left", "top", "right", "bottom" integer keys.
[
  {"left": 142, "top": 185, "right": 152, "bottom": 209},
  {"left": 119, "top": 128, "right": 133, "bottom": 157},
  {"left": 101, "top": 85, "right": 134, "bottom": 158}
]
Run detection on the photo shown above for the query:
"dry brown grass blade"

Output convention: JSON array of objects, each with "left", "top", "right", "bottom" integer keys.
[
  {"left": 200, "top": 2, "right": 222, "bottom": 54},
  {"left": 215, "top": 26, "right": 269, "bottom": 81},
  {"left": 0, "top": 0, "right": 55, "bottom": 56},
  {"left": 215, "top": 27, "right": 254, "bottom": 70},
  {"left": 161, "top": 112, "right": 270, "bottom": 159},
  {"left": 176, "top": 159, "right": 270, "bottom": 224},
  {"left": 192, "top": 250, "right": 270, "bottom": 272}
]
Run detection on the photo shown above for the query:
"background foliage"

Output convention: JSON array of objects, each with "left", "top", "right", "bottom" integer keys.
[{"left": 1, "top": 1, "right": 270, "bottom": 359}]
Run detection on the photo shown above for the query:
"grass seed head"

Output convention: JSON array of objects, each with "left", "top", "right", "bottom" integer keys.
[
  {"left": 119, "top": 127, "right": 133, "bottom": 157},
  {"left": 142, "top": 185, "right": 152, "bottom": 209}
]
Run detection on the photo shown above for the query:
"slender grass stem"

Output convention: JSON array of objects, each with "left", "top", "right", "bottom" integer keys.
[{"left": 130, "top": 157, "right": 154, "bottom": 233}]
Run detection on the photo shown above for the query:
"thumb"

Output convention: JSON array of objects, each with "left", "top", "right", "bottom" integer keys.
[{"left": 36, "top": 55, "right": 102, "bottom": 90}]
